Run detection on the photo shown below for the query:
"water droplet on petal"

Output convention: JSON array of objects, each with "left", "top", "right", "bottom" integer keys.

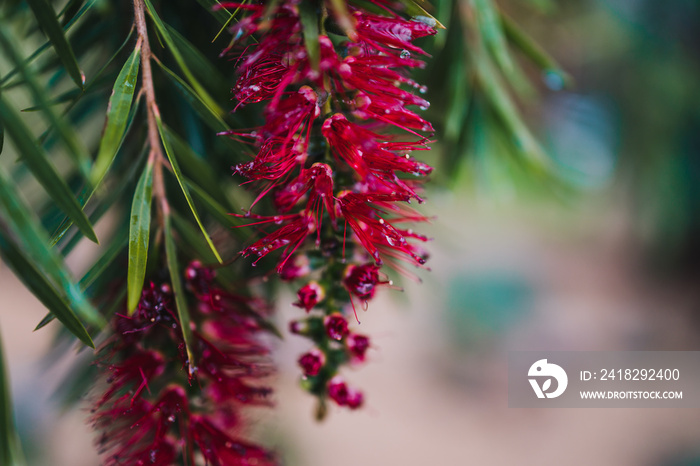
[{"left": 400, "top": 50, "right": 411, "bottom": 59}]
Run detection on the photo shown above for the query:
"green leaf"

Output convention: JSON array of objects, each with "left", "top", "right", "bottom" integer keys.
[
  {"left": 500, "top": 11, "right": 571, "bottom": 89},
  {"left": 25, "top": 0, "right": 85, "bottom": 89},
  {"left": 79, "top": 228, "right": 128, "bottom": 291},
  {"left": 143, "top": 0, "right": 225, "bottom": 118},
  {"left": 164, "top": 24, "right": 228, "bottom": 95},
  {"left": 0, "top": 165, "right": 102, "bottom": 333},
  {"left": 299, "top": 1, "right": 321, "bottom": 71},
  {"left": 473, "top": 0, "right": 521, "bottom": 88},
  {"left": 328, "top": 0, "right": 356, "bottom": 38},
  {"left": 127, "top": 162, "right": 154, "bottom": 314},
  {"left": 157, "top": 60, "right": 229, "bottom": 134},
  {"left": 164, "top": 127, "right": 230, "bottom": 206},
  {"left": 0, "top": 234, "right": 94, "bottom": 347},
  {"left": 194, "top": 0, "right": 233, "bottom": 25},
  {"left": 0, "top": 0, "right": 96, "bottom": 88},
  {"left": 92, "top": 44, "right": 142, "bottom": 186},
  {"left": 0, "top": 96, "right": 98, "bottom": 244},
  {"left": 164, "top": 214, "right": 196, "bottom": 375},
  {"left": 156, "top": 116, "right": 223, "bottom": 264},
  {"left": 0, "top": 23, "right": 91, "bottom": 178},
  {"left": 186, "top": 179, "right": 248, "bottom": 241},
  {"left": 0, "top": 326, "right": 27, "bottom": 466},
  {"left": 50, "top": 96, "right": 144, "bottom": 249}
]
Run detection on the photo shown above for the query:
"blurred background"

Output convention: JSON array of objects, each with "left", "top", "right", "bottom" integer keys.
[{"left": 3, "top": 0, "right": 700, "bottom": 464}]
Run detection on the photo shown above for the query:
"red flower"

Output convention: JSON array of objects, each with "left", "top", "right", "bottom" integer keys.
[{"left": 92, "top": 264, "right": 274, "bottom": 464}]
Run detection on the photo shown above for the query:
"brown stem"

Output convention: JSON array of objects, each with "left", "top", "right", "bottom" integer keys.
[{"left": 133, "top": 0, "right": 169, "bottom": 222}]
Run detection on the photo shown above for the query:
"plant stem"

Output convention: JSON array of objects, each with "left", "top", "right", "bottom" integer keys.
[{"left": 133, "top": 0, "right": 169, "bottom": 222}]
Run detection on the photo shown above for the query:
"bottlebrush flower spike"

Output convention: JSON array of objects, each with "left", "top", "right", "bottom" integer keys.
[
  {"left": 224, "top": 0, "right": 438, "bottom": 415},
  {"left": 92, "top": 263, "right": 275, "bottom": 465}
]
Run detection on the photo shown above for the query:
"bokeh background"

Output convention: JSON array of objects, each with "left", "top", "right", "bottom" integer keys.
[{"left": 3, "top": 0, "right": 700, "bottom": 465}]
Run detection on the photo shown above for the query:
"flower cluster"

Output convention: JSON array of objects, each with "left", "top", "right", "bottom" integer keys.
[
  {"left": 91, "top": 262, "right": 275, "bottom": 465},
  {"left": 221, "top": 0, "right": 436, "bottom": 414}
]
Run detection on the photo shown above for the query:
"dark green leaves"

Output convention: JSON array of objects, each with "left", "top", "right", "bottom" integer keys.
[
  {"left": 127, "top": 162, "right": 154, "bottom": 314},
  {"left": 164, "top": 214, "right": 195, "bottom": 374},
  {"left": 0, "top": 328, "right": 27, "bottom": 466},
  {"left": 0, "top": 234, "right": 94, "bottom": 347},
  {"left": 0, "top": 23, "right": 91, "bottom": 179},
  {"left": 0, "top": 96, "right": 98, "bottom": 244},
  {"left": 25, "top": 0, "right": 85, "bottom": 89},
  {"left": 0, "top": 166, "right": 98, "bottom": 344},
  {"left": 92, "top": 45, "right": 142, "bottom": 185}
]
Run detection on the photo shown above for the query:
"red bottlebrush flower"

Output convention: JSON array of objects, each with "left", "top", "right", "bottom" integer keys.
[
  {"left": 224, "top": 0, "right": 438, "bottom": 415},
  {"left": 347, "top": 334, "right": 370, "bottom": 361},
  {"left": 298, "top": 349, "right": 325, "bottom": 376},
  {"left": 324, "top": 313, "right": 349, "bottom": 341},
  {"left": 294, "top": 281, "right": 324, "bottom": 312},
  {"left": 92, "top": 264, "right": 275, "bottom": 465}
]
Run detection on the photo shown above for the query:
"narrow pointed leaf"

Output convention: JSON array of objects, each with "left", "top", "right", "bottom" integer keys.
[
  {"left": 0, "top": 166, "right": 103, "bottom": 329},
  {"left": 51, "top": 96, "right": 144, "bottom": 248},
  {"left": 157, "top": 61, "right": 228, "bottom": 134},
  {"left": 0, "top": 96, "right": 98, "bottom": 243},
  {"left": 0, "top": 0, "right": 96, "bottom": 87},
  {"left": 0, "top": 24, "right": 91, "bottom": 178},
  {"left": 165, "top": 25, "right": 227, "bottom": 94},
  {"left": 164, "top": 214, "right": 196, "bottom": 375},
  {"left": 195, "top": 0, "right": 233, "bottom": 24},
  {"left": 328, "top": 0, "right": 356, "bottom": 38},
  {"left": 143, "top": 0, "right": 225, "bottom": 118},
  {"left": 0, "top": 327, "right": 27, "bottom": 466},
  {"left": 127, "top": 162, "right": 153, "bottom": 314},
  {"left": 0, "top": 234, "right": 94, "bottom": 347},
  {"left": 25, "top": 0, "right": 85, "bottom": 89},
  {"left": 92, "top": 45, "right": 142, "bottom": 185},
  {"left": 156, "top": 117, "right": 223, "bottom": 264},
  {"left": 299, "top": 1, "right": 320, "bottom": 71},
  {"left": 80, "top": 228, "right": 128, "bottom": 291},
  {"left": 186, "top": 180, "right": 248, "bottom": 241},
  {"left": 165, "top": 128, "right": 229, "bottom": 205},
  {"left": 500, "top": 11, "right": 571, "bottom": 89}
]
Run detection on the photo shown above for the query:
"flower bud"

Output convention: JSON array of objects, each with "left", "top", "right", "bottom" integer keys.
[
  {"left": 298, "top": 349, "right": 324, "bottom": 376},
  {"left": 324, "top": 313, "right": 349, "bottom": 340},
  {"left": 347, "top": 334, "right": 370, "bottom": 361},
  {"left": 293, "top": 281, "right": 324, "bottom": 312}
]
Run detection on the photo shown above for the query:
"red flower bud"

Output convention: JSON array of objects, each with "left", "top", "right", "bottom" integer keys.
[
  {"left": 324, "top": 314, "right": 349, "bottom": 341},
  {"left": 298, "top": 349, "right": 324, "bottom": 376},
  {"left": 293, "top": 281, "right": 324, "bottom": 312}
]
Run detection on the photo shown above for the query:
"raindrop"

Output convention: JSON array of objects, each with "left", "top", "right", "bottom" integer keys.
[
  {"left": 419, "top": 85, "right": 428, "bottom": 94},
  {"left": 400, "top": 50, "right": 411, "bottom": 59}
]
